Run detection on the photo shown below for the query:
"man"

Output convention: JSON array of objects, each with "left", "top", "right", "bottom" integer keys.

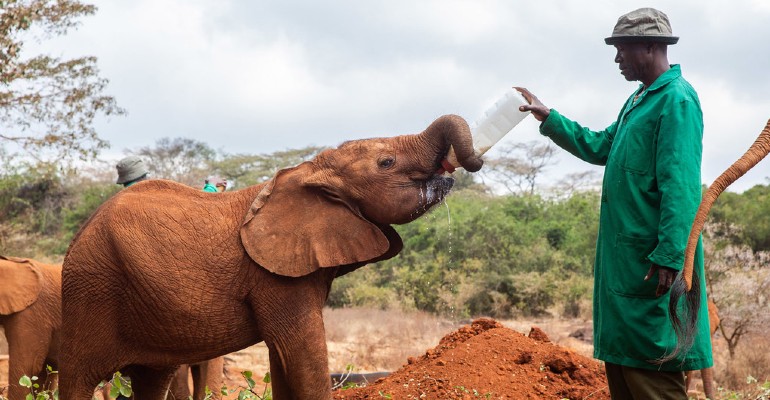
[
  {"left": 202, "top": 175, "right": 227, "bottom": 192},
  {"left": 517, "top": 8, "right": 713, "bottom": 399},
  {"left": 115, "top": 155, "right": 149, "bottom": 188}
]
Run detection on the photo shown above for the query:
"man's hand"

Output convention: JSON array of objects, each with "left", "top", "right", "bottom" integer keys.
[
  {"left": 514, "top": 87, "right": 550, "bottom": 122},
  {"left": 644, "top": 264, "right": 678, "bottom": 297}
]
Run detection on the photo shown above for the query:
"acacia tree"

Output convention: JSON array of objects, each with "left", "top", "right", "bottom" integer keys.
[
  {"left": 0, "top": 0, "right": 124, "bottom": 162},
  {"left": 482, "top": 141, "right": 557, "bottom": 195},
  {"left": 128, "top": 137, "right": 217, "bottom": 187},
  {"left": 703, "top": 222, "right": 770, "bottom": 358}
]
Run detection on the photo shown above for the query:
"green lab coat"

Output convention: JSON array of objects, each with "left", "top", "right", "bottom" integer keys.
[{"left": 540, "top": 65, "right": 713, "bottom": 371}]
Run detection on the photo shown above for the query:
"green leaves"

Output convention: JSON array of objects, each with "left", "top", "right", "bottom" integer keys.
[
  {"left": 19, "top": 375, "right": 33, "bottom": 388},
  {"left": 108, "top": 371, "right": 132, "bottom": 398},
  {"left": 235, "top": 371, "right": 271, "bottom": 400},
  {"left": 17, "top": 371, "right": 58, "bottom": 400}
]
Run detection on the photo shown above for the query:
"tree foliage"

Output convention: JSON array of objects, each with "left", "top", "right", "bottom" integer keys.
[
  {"left": 708, "top": 184, "right": 770, "bottom": 251},
  {"left": 212, "top": 146, "right": 327, "bottom": 188},
  {"left": 481, "top": 141, "right": 557, "bottom": 195},
  {"left": 128, "top": 137, "right": 217, "bottom": 187},
  {"left": 0, "top": 0, "right": 124, "bottom": 162}
]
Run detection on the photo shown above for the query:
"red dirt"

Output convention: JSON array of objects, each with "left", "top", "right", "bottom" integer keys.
[{"left": 332, "top": 318, "right": 610, "bottom": 400}]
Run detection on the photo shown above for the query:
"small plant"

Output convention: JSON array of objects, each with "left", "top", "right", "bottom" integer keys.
[
  {"left": 331, "top": 364, "right": 361, "bottom": 390},
  {"left": 108, "top": 371, "right": 132, "bottom": 399},
  {"left": 453, "top": 386, "right": 492, "bottom": 398},
  {"left": 230, "top": 370, "right": 272, "bottom": 400},
  {"left": 714, "top": 375, "right": 770, "bottom": 400},
  {"left": 378, "top": 391, "right": 392, "bottom": 399},
  {"left": 15, "top": 365, "right": 58, "bottom": 400}
]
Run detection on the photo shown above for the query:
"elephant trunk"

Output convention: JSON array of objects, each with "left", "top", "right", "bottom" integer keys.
[
  {"left": 681, "top": 119, "right": 770, "bottom": 290},
  {"left": 417, "top": 114, "right": 483, "bottom": 173}
]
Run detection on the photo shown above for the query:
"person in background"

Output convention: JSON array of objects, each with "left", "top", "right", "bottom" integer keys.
[
  {"left": 517, "top": 7, "right": 712, "bottom": 399},
  {"left": 115, "top": 156, "right": 149, "bottom": 188},
  {"left": 203, "top": 175, "right": 227, "bottom": 192}
]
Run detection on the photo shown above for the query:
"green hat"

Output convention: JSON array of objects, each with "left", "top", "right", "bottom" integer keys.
[
  {"left": 605, "top": 8, "right": 679, "bottom": 45},
  {"left": 116, "top": 156, "right": 149, "bottom": 184}
]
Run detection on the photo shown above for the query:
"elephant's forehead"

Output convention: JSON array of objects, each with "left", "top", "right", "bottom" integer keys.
[{"left": 339, "top": 138, "right": 392, "bottom": 153}]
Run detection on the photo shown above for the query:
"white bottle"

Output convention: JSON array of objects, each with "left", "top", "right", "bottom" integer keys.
[{"left": 442, "top": 88, "right": 531, "bottom": 172}]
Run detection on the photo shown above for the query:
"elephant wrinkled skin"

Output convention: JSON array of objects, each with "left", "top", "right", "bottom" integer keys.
[
  {"left": 0, "top": 256, "right": 223, "bottom": 400},
  {"left": 59, "top": 114, "right": 483, "bottom": 400}
]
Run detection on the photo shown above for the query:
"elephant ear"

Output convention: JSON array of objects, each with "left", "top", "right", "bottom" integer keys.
[
  {"left": 240, "top": 166, "right": 400, "bottom": 277},
  {"left": 0, "top": 255, "right": 42, "bottom": 315}
]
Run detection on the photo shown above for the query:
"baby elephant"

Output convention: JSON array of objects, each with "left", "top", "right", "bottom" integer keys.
[{"left": 59, "top": 114, "right": 484, "bottom": 400}]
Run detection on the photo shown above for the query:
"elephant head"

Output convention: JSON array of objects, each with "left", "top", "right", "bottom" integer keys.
[
  {"left": 0, "top": 256, "right": 43, "bottom": 316},
  {"left": 664, "top": 118, "right": 770, "bottom": 363},
  {"left": 240, "top": 114, "right": 483, "bottom": 278}
]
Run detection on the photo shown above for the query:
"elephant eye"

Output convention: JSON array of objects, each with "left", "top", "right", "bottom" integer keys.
[{"left": 378, "top": 157, "right": 395, "bottom": 169}]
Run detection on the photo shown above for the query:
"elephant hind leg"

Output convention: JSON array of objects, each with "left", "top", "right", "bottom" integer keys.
[
  {"left": 58, "top": 369, "right": 104, "bottom": 400},
  {"left": 192, "top": 358, "right": 225, "bottom": 400},
  {"left": 124, "top": 365, "right": 177, "bottom": 400},
  {"left": 168, "top": 364, "right": 192, "bottom": 400}
]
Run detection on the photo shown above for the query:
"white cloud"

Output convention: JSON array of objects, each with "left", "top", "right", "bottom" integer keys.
[{"left": 16, "top": 0, "right": 770, "bottom": 191}]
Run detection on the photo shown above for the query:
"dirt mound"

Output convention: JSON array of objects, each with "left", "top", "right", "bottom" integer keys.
[{"left": 333, "top": 318, "right": 610, "bottom": 399}]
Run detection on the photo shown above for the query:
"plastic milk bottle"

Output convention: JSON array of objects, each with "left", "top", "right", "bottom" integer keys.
[{"left": 440, "top": 88, "right": 531, "bottom": 173}]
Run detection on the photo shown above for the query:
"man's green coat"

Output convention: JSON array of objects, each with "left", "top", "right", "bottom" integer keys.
[{"left": 540, "top": 65, "right": 713, "bottom": 370}]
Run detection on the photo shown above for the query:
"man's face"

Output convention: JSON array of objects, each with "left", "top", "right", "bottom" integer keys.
[{"left": 613, "top": 43, "right": 652, "bottom": 82}]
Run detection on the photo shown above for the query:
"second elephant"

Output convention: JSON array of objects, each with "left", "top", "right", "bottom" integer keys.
[
  {"left": 0, "top": 256, "right": 61, "bottom": 400},
  {"left": 168, "top": 358, "right": 225, "bottom": 400}
]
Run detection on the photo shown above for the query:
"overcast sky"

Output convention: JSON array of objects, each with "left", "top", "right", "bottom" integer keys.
[{"left": 30, "top": 0, "right": 770, "bottom": 192}]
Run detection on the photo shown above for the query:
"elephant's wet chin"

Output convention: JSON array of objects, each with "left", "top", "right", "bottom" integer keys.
[{"left": 424, "top": 176, "right": 454, "bottom": 205}]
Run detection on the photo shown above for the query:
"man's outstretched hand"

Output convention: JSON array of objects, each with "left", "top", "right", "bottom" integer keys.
[{"left": 515, "top": 87, "right": 550, "bottom": 122}]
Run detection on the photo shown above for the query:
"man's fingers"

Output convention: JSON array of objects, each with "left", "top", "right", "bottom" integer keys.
[
  {"left": 644, "top": 265, "right": 656, "bottom": 281},
  {"left": 514, "top": 87, "right": 537, "bottom": 103}
]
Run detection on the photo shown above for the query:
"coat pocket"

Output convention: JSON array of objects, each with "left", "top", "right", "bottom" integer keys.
[
  {"left": 620, "top": 123, "right": 656, "bottom": 174},
  {"left": 608, "top": 233, "right": 659, "bottom": 298}
]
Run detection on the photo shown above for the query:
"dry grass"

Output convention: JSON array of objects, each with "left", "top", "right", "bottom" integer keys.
[
  {"left": 323, "top": 307, "right": 460, "bottom": 373},
  {"left": 712, "top": 332, "right": 770, "bottom": 394},
  {"left": 3, "top": 307, "right": 767, "bottom": 398}
]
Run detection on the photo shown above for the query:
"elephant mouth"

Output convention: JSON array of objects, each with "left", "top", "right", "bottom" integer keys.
[{"left": 423, "top": 175, "right": 454, "bottom": 206}]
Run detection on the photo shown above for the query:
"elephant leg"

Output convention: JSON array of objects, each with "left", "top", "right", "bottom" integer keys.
[
  {"left": 6, "top": 334, "right": 51, "bottom": 400},
  {"left": 192, "top": 358, "right": 224, "bottom": 400},
  {"left": 684, "top": 370, "right": 695, "bottom": 393},
  {"left": 265, "top": 310, "right": 331, "bottom": 400},
  {"left": 701, "top": 367, "right": 715, "bottom": 400},
  {"left": 125, "top": 365, "right": 177, "bottom": 400},
  {"left": 58, "top": 367, "right": 105, "bottom": 400},
  {"left": 167, "top": 364, "right": 192, "bottom": 400}
]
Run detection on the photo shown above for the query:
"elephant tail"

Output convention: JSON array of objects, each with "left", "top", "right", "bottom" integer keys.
[
  {"left": 657, "top": 268, "right": 701, "bottom": 364},
  {"left": 681, "top": 119, "right": 770, "bottom": 290},
  {"left": 661, "top": 118, "right": 770, "bottom": 364}
]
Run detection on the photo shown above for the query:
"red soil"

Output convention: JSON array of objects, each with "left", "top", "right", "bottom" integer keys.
[{"left": 332, "top": 318, "right": 610, "bottom": 400}]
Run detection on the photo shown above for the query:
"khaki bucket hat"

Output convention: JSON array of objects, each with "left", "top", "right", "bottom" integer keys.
[
  {"left": 116, "top": 156, "right": 149, "bottom": 184},
  {"left": 605, "top": 8, "right": 679, "bottom": 45}
]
